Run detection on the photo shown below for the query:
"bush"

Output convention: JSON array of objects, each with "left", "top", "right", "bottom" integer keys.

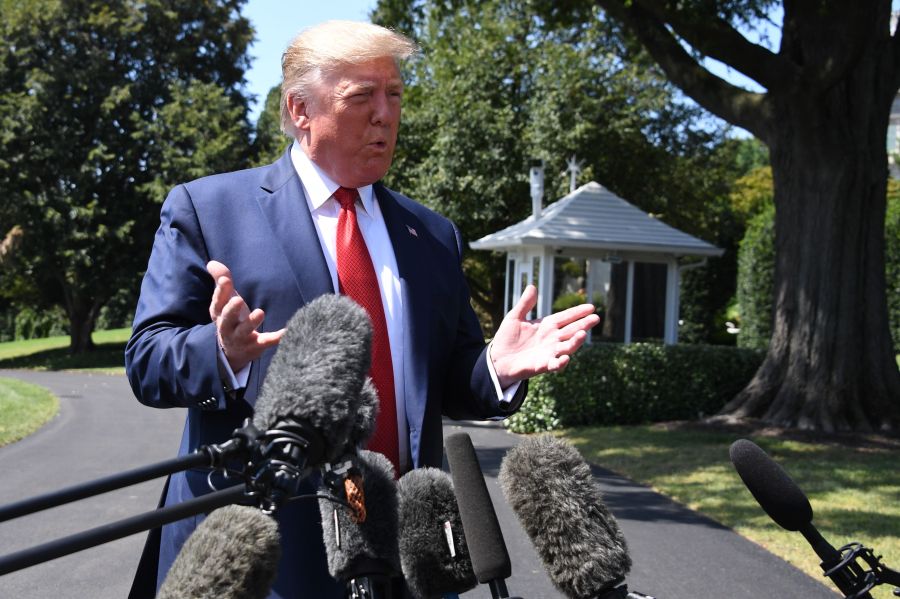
[
  {"left": 735, "top": 204, "right": 775, "bottom": 350},
  {"left": 505, "top": 342, "right": 764, "bottom": 433},
  {"left": 13, "top": 306, "right": 68, "bottom": 340},
  {"left": 887, "top": 189, "right": 900, "bottom": 353}
]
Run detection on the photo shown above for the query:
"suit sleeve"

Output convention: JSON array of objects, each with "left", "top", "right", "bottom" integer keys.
[
  {"left": 124, "top": 184, "right": 227, "bottom": 411},
  {"left": 441, "top": 221, "right": 527, "bottom": 421}
]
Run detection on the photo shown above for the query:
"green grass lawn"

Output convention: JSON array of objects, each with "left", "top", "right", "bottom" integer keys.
[
  {"left": 0, "top": 377, "right": 59, "bottom": 446},
  {"left": 0, "top": 328, "right": 130, "bottom": 374},
  {"left": 564, "top": 424, "right": 900, "bottom": 599}
]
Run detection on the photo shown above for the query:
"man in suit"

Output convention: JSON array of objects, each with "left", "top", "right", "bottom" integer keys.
[{"left": 125, "top": 20, "right": 598, "bottom": 599}]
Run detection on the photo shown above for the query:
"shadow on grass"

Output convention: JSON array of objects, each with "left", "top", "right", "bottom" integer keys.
[{"left": 0, "top": 341, "right": 126, "bottom": 371}]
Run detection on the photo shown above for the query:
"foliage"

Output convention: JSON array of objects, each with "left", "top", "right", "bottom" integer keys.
[
  {"left": 730, "top": 165, "right": 774, "bottom": 223},
  {"left": 506, "top": 342, "right": 764, "bottom": 433},
  {"left": 253, "top": 84, "right": 291, "bottom": 166},
  {"left": 371, "top": 0, "right": 749, "bottom": 334},
  {"left": 887, "top": 180, "right": 900, "bottom": 354},
  {"left": 735, "top": 203, "right": 776, "bottom": 350},
  {"left": 552, "top": 291, "right": 605, "bottom": 313},
  {"left": 0, "top": 377, "right": 59, "bottom": 447},
  {"left": 14, "top": 305, "right": 68, "bottom": 340},
  {"left": 0, "top": 0, "right": 254, "bottom": 353}
]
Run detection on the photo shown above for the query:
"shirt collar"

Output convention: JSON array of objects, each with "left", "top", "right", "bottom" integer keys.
[{"left": 290, "top": 140, "right": 375, "bottom": 215}]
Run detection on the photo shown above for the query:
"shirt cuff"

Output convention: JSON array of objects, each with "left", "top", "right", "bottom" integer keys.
[
  {"left": 486, "top": 340, "right": 522, "bottom": 410},
  {"left": 217, "top": 343, "right": 251, "bottom": 394}
]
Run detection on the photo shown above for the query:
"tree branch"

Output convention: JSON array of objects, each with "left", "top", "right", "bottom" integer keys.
[
  {"left": 597, "top": 0, "right": 773, "bottom": 141},
  {"left": 632, "top": 0, "right": 799, "bottom": 93}
]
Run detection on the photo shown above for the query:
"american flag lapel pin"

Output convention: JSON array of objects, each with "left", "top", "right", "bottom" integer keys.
[{"left": 406, "top": 225, "right": 418, "bottom": 237}]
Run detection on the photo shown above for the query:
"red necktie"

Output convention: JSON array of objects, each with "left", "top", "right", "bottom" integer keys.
[{"left": 334, "top": 186, "right": 400, "bottom": 475}]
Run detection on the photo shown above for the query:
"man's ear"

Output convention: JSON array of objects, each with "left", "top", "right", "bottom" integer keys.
[{"left": 286, "top": 94, "right": 312, "bottom": 132}]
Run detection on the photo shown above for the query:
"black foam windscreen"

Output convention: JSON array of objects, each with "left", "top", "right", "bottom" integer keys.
[
  {"left": 318, "top": 449, "right": 400, "bottom": 580},
  {"left": 443, "top": 432, "right": 511, "bottom": 584},
  {"left": 252, "top": 294, "right": 372, "bottom": 463},
  {"left": 499, "top": 435, "right": 631, "bottom": 599},
  {"left": 398, "top": 467, "right": 477, "bottom": 598},
  {"left": 729, "top": 438, "right": 813, "bottom": 531},
  {"left": 156, "top": 505, "right": 281, "bottom": 599}
]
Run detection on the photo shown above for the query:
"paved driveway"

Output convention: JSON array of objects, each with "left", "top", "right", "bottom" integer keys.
[{"left": 0, "top": 371, "right": 838, "bottom": 598}]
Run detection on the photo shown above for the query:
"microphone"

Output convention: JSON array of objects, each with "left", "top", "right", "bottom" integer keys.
[
  {"left": 397, "top": 467, "right": 477, "bottom": 598},
  {"left": 730, "top": 439, "right": 900, "bottom": 599},
  {"left": 319, "top": 449, "right": 400, "bottom": 598},
  {"left": 249, "top": 294, "right": 372, "bottom": 509},
  {"left": 499, "top": 435, "right": 653, "bottom": 599},
  {"left": 443, "top": 432, "right": 521, "bottom": 599},
  {"left": 156, "top": 504, "right": 281, "bottom": 599}
]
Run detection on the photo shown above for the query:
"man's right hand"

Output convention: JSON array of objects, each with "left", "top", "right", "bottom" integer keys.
[{"left": 207, "top": 260, "right": 285, "bottom": 372}]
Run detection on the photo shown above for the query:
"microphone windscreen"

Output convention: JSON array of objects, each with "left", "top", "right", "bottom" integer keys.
[
  {"left": 319, "top": 449, "right": 400, "bottom": 580},
  {"left": 443, "top": 432, "right": 511, "bottom": 584},
  {"left": 499, "top": 435, "right": 631, "bottom": 599},
  {"left": 346, "top": 378, "right": 379, "bottom": 449},
  {"left": 253, "top": 294, "right": 372, "bottom": 463},
  {"left": 398, "top": 467, "right": 477, "bottom": 598},
  {"left": 156, "top": 505, "right": 281, "bottom": 599},
  {"left": 729, "top": 438, "right": 812, "bottom": 531}
]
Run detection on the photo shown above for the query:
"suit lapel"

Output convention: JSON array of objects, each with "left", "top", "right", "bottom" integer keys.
[{"left": 255, "top": 150, "right": 334, "bottom": 304}]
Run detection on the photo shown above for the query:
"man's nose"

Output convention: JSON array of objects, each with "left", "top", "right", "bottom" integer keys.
[{"left": 370, "top": 92, "right": 397, "bottom": 126}]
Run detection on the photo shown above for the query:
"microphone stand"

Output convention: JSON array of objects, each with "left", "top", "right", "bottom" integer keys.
[
  {"left": 0, "top": 417, "right": 326, "bottom": 576},
  {"left": 0, "top": 420, "right": 260, "bottom": 523},
  {"left": 0, "top": 485, "right": 247, "bottom": 576}
]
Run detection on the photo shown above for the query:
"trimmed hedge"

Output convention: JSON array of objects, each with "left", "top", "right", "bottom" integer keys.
[{"left": 505, "top": 342, "right": 764, "bottom": 433}]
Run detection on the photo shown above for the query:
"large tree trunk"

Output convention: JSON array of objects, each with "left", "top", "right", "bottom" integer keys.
[
  {"left": 594, "top": 0, "right": 900, "bottom": 431},
  {"left": 722, "top": 48, "right": 900, "bottom": 431}
]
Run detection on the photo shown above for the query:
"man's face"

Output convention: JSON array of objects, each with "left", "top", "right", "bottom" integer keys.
[{"left": 297, "top": 57, "right": 402, "bottom": 188}]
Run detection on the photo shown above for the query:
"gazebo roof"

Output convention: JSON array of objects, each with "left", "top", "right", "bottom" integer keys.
[{"left": 470, "top": 181, "right": 723, "bottom": 257}]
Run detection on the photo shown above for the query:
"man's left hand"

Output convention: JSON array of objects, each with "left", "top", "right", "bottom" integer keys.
[{"left": 490, "top": 285, "right": 600, "bottom": 389}]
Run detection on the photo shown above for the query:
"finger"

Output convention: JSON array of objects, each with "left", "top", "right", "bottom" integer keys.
[
  {"left": 553, "top": 313, "right": 601, "bottom": 340},
  {"left": 219, "top": 296, "right": 250, "bottom": 339},
  {"left": 555, "top": 329, "right": 589, "bottom": 356},
  {"left": 507, "top": 285, "right": 538, "bottom": 321},
  {"left": 255, "top": 329, "right": 285, "bottom": 348},
  {"left": 547, "top": 302, "right": 597, "bottom": 327},
  {"left": 234, "top": 308, "right": 266, "bottom": 339},
  {"left": 209, "top": 275, "right": 235, "bottom": 320},
  {"left": 206, "top": 260, "right": 233, "bottom": 281},
  {"left": 547, "top": 354, "right": 570, "bottom": 373}
]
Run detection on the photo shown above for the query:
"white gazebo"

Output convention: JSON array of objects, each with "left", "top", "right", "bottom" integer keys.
[{"left": 470, "top": 175, "right": 723, "bottom": 344}]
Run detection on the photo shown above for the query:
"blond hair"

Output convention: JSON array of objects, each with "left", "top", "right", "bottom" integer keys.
[{"left": 280, "top": 20, "right": 417, "bottom": 136}]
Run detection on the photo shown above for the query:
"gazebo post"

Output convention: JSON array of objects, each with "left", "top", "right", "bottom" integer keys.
[
  {"left": 624, "top": 260, "right": 634, "bottom": 344},
  {"left": 585, "top": 259, "right": 597, "bottom": 344},
  {"left": 664, "top": 259, "right": 679, "bottom": 345},
  {"left": 537, "top": 249, "right": 554, "bottom": 317}
]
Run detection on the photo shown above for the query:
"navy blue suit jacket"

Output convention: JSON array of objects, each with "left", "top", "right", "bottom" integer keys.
[{"left": 125, "top": 149, "right": 524, "bottom": 598}]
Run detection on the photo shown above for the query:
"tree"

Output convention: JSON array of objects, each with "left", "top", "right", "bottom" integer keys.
[
  {"left": 0, "top": 0, "right": 253, "bottom": 352},
  {"left": 594, "top": 1, "right": 900, "bottom": 430},
  {"left": 372, "top": 0, "right": 744, "bottom": 333},
  {"left": 252, "top": 84, "right": 292, "bottom": 167}
]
